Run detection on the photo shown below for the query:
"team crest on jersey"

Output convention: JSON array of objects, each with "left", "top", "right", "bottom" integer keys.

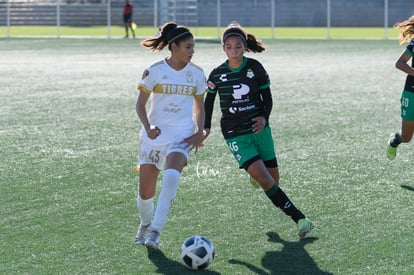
[
  {"left": 186, "top": 71, "right": 193, "bottom": 83},
  {"left": 141, "top": 69, "right": 149, "bottom": 80},
  {"left": 207, "top": 80, "right": 216, "bottom": 90},
  {"left": 246, "top": 69, "right": 254, "bottom": 79}
]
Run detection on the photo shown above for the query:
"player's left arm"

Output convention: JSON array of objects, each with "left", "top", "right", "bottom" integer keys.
[
  {"left": 260, "top": 86, "right": 273, "bottom": 121},
  {"left": 396, "top": 50, "right": 414, "bottom": 76},
  {"left": 193, "top": 94, "right": 205, "bottom": 135},
  {"left": 252, "top": 60, "right": 272, "bottom": 132}
]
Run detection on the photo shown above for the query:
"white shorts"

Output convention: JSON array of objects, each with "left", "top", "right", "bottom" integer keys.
[{"left": 137, "top": 136, "right": 192, "bottom": 170}]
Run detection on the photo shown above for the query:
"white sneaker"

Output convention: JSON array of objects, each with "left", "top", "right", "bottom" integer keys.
[
  {"left": 298, "top": 218, "right": 314, "bottom": 238},
  {"left": 134, "top": 224, "right": 150, "bottom": 244},
  {"left": 144, "top": 230, "right": 160, "bottom": 249}
]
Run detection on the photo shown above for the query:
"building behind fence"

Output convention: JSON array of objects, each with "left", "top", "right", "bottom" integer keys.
[{"left": 0, "top": 0, "right": 413, "bottom": 28}]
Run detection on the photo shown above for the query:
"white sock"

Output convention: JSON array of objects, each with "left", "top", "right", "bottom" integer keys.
[
  {"left": 151, "top": 169, "right": 180, "bottom": 233},
  {"left": 137, "top": 195, "right": 154, "bottom": 226}
]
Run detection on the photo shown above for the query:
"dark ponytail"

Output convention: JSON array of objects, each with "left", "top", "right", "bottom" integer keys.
[
  {"left": 246, "top": 33, "right": 266, "bottom": 53},
  {"left": 141, "top": 22, "right": 193, "bottom": 51}
]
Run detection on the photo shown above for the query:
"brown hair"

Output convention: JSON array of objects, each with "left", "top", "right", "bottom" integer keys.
[
  {"left": 394, "top": 15, "right": 414, "bottom": 44},
  {"left": 141, "top": 22, "right": 193, "bottom": 51},
  {"left": 222, "top": 21, "right": 266, "bottom": 53}
]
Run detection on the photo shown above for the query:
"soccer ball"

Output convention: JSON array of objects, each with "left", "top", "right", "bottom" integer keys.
[{"left": 180, "top": 235, "right": 215, "bottom": 270}]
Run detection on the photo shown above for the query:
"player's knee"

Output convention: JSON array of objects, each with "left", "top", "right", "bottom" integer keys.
[
  {"left": 273, "top": 175, "right": 280, "bottom": 185},
  {"left": 254, "top": 175, "right": 275, "bottom": 190}
]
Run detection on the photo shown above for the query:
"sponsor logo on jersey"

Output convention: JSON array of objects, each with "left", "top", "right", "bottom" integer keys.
[
  {"left": 229, "top": 107, "right": 238, "bottom": 114},
  {"left": 153, "top": 84, "right": 196, "bottom": 95},
  {"left": 232, "top": 83, "right": 249, "bottom": 99},
  {"left": 228, "top": 104, "right": 256, "bottom": 114},
  {"left": 163, "top": 102, "right": 181, "bottom": 113}
]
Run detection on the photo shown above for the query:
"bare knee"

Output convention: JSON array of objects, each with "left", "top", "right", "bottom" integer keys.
[{"left": 269, "top": 168, "right": 279, "bottom": 185}]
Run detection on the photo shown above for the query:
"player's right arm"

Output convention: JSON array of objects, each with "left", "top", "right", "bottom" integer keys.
[{"left": 203, "top": 89, "right": 217, "bottom": 141}]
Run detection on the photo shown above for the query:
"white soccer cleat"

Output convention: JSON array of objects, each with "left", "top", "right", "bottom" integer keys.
[
  {"left": 134, "top": 223, "right": 150, "bottom": 244},
  {"left": 145, "top": 230, "right": 160, "bottom": 249}
]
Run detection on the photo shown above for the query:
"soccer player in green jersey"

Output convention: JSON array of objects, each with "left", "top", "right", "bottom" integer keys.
[
  {"left": 387, "top": 15, "right": 414, "bottom": 160},
  {"left": 203, "top": 22, "right": 314, "bottom": 238}
]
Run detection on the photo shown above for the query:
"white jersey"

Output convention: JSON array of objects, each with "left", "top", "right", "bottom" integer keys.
[{"left": 138, "top": 59, "right": 206, "bottom": 145}]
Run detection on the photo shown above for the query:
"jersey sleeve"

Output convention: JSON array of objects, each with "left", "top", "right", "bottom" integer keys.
[
  {"left": 206, "top": 69, "right": 218, "bottom": 95},
  {"left": 405, "top": 40, "right": 414, "bottom": 57},
  {"left": 138, "top": 66, "right": 157, "bottom": 94},
  {"left": 256, "top": 61, "right": 271, "bottom": 90},
  {"left": 195, "top": 69, "right": 207, "bottom": 97},
  {"left": 204, "top": 69, "right": 219, "bottom": 129},
  {"left": 204, "top": 89, "right": 216, "bottom": 129}
]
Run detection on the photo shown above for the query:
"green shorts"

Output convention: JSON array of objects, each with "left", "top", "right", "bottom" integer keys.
[
  {"left": 226, "top": 126, "right": 277, "bottom": 169},
  {"left": 401, "top": 90, "right": 414, "bottom": 121}
]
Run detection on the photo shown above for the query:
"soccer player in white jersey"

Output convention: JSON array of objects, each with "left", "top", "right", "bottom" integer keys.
[{"left": 134, "top": 22, "right": 206, "bottom": 249}]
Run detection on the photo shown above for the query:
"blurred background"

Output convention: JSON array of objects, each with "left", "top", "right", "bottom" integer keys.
[{"left": 1, "top": 0, "right": 413, "bottom": 39}]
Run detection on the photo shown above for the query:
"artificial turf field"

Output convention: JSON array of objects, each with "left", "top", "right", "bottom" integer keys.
[{"left": 1, "top": 37, "right": 413, "bottom": 274}]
